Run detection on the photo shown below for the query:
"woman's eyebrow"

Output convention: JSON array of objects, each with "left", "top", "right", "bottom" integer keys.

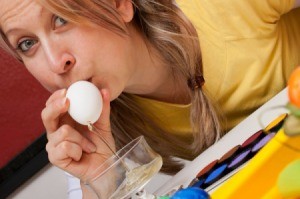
[
  {"left": 4, "top": 28, "right": 21, "bottom": 37},
  {"left": 3, "top": 28, "right": 23, "bottom": 46}
]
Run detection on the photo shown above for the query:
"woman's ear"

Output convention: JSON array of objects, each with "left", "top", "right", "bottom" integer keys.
[{"left": 114, "top": 0, "right": 134, "bottom": 23}]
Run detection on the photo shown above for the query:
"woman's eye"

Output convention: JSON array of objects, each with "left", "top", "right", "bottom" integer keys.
[
  {"left": 54, "top": 16, "right": 67, "bottom": 29},
  {"left": 17, "top": 39, "right": 37, "bottom": 52}
]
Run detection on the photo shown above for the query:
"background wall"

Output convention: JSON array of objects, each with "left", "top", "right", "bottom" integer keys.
[{"left": 0, "top": 49, "right": 50, "bottom": 168}]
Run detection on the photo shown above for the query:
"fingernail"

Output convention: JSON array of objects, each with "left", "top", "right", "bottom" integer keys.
[
  {"left": 87, "top": 142, "right": 97, "bottom": 153},
  {"left": 61, "top": 89, "right": 66, "bottom": 95}
]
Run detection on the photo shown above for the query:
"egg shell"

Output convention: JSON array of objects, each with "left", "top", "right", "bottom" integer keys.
[{"left": 66, "top": 81, "right": 103, "bottom": 125}]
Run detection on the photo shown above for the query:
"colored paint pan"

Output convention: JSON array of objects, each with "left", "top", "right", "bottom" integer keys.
[
  {"left": 190, "top": 115, "right": 286, "bottom": 191},
  {"left": 241, "top": 130, "right": 265, "bottom": 148},
  {"left": 218, "top": 145, "right": 241, "bottom": 165},
  {"left": 190, "top": 159, "right": 218, "bottom": 188},
  {"left": 200, "top": 145, "right": 264, "bottom": 190},
  {"left": 203, "top": 132, "right": 266, "bottom": 188},
  {"left": 195, "top": 142, "right": 261, "bottom": 188},
  {"left": 224, "top": 133, "right": 276, "bottom": 176},
  {"left": 196, "top": 159, "right": 218, "bottom": 179},
  {"left": 251, "top": 132, "right": 276, "bottom": 153},
  {"left": 202, "top": 163, "right": 228, "bottom": 188},
  {"left": 264, "top": 113, "right": 288, "bottom": 133},
  {"left": 227, "top": 148, "right": 252, "bottom": 170},
  {"left": 196, "top": 145, "right": 242, "bottom": 189},
  {"left": 227, "top": 131, "right": 276, "bottom": 170}
]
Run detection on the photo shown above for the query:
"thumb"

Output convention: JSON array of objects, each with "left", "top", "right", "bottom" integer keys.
[
  {"left": 96, "top": 89, "right": 111, "bottom": 132},
  {"left": 88, "top": 89, "right": 115, "bottom": 152}
]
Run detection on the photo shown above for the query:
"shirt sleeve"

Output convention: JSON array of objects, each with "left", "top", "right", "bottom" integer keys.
[
  {"left": 257, "top": 0, "right": 295, "bottom": 23},
  {"left": 65, "top": 172, "right": 83, "bottom": 199},
  {"left": 232, "top": 0, "right": 297, "bottom": 38}
]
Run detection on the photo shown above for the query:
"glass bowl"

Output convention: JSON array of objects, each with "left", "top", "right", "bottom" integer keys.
[{"left": 87, "top": 136, "right": 163, "bottom": 199}]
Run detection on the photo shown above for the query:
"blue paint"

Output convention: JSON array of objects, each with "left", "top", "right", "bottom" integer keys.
[{"left": 204, "top": 164, "right": 227, "bottom": 184}]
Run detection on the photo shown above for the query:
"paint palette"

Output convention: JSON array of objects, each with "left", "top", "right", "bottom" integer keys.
[{"left": 188, "top": 113, "right": 288, "bottom": 192}]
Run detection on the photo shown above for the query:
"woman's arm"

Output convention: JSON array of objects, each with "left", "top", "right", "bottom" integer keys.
[{"left": 81, "top": 182, "right": 98, "bottom": 199}]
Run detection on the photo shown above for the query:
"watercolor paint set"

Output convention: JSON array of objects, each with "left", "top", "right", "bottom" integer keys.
[
  {"left": 186, "top": 113, "right": 288, "bottom": 192},
  {"left": 211, "top": 117, "right": 300, "bottom": 198},
  {"left": 141, "top": 111, "right": 300, "bottom": 198},
  {"left": 154, "top": 107, "right": 300, "bottom": 199}
]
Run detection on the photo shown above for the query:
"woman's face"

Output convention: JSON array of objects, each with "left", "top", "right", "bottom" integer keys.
[{"left": 0, "top": 0, "right": 139, "bottom": 100}]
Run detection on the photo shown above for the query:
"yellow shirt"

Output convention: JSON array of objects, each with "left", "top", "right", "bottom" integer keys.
[
  {"left": 130, "top": 94, "right": 192, "bottom": 141},
  {"left": 177, "top": 0, "right": 300, "bottom": 130}
]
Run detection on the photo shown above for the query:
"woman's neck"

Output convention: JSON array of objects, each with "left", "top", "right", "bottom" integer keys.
[
  {"left": 126, "top": 52, "right": 191, "bottom": 104},
  {"left": 123, "top": 23, "right": 191, "bottom": 104}
]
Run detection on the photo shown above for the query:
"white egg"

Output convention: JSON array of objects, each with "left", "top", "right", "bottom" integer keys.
[{"left": 66, "top": 81, "right": 103, "bottom": 125}]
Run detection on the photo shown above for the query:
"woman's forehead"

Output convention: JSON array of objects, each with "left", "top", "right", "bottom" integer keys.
[{"left": 0, "top": 0, "right": 43, "bottom": 33}]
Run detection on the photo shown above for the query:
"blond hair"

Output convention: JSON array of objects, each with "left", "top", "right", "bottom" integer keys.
[{"left": 0, "top": 0, "right": 222, "bottom": 174}]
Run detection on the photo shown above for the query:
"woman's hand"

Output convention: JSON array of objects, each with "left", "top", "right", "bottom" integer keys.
[{"left": 42, "top": 88, "right": 115, "bottom": 182}]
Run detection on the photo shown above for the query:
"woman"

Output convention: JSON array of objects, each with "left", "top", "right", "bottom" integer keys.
[
  {"left": 0, "top": 0, "right": 299, "bottom": 198},
  {"left": 0, "top": 0, "right": 222, "bottom": 197}
]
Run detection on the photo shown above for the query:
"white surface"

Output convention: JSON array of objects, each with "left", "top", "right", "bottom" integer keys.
[
  {"left": 8, "top": 164, "right": 68, "bottom": 199},
  {"left": 8, "top": 88, "right": 288, "bottom": 199}
]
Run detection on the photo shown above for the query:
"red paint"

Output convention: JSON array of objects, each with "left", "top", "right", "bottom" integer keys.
[
  {"left": 196, "top": 159, "right": 218, "bottom": 178},
  {"left": 241, "top": 130, "right": 264, "bottom": 148},
  {"left": 0, "top": 50, "right": 50, "bottom": 168}
]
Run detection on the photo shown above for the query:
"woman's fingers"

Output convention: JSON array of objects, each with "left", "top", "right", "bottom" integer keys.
[
  {"left": 87, "top": 89, "right": 116, "bottom": 153},
  {"left": 45, "top": 89, "right": 66, "bottom": 106},
  {"left": 47, "top": 140, "right": 82, "bottom": 164},
  {"left": 46, "top": 125, "right": 98, "bottom": 175},
  {"left": 42, "top": 96, "right": 69, "bottom": 134},
  {"left": 42, "top": 87, "right": 116, "bottom": 180},
  {"left": 95, "top": 89, "right": 111, "bottom": 131},
  {"left": 48, "top": 124, "right": 96, "bottom": 153}
]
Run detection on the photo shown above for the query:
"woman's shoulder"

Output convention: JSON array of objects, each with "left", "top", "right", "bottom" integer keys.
[{"left": 176, "top": 0, "right": 296, "bottom": 38}]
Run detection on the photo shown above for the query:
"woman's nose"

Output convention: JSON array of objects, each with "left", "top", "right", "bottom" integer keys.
[
  {"left": 49, "top": 53, "right": 75, "bottom": 74},
  {"left": 44, "top": 42, "right": 75, "bottom": 74}
]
